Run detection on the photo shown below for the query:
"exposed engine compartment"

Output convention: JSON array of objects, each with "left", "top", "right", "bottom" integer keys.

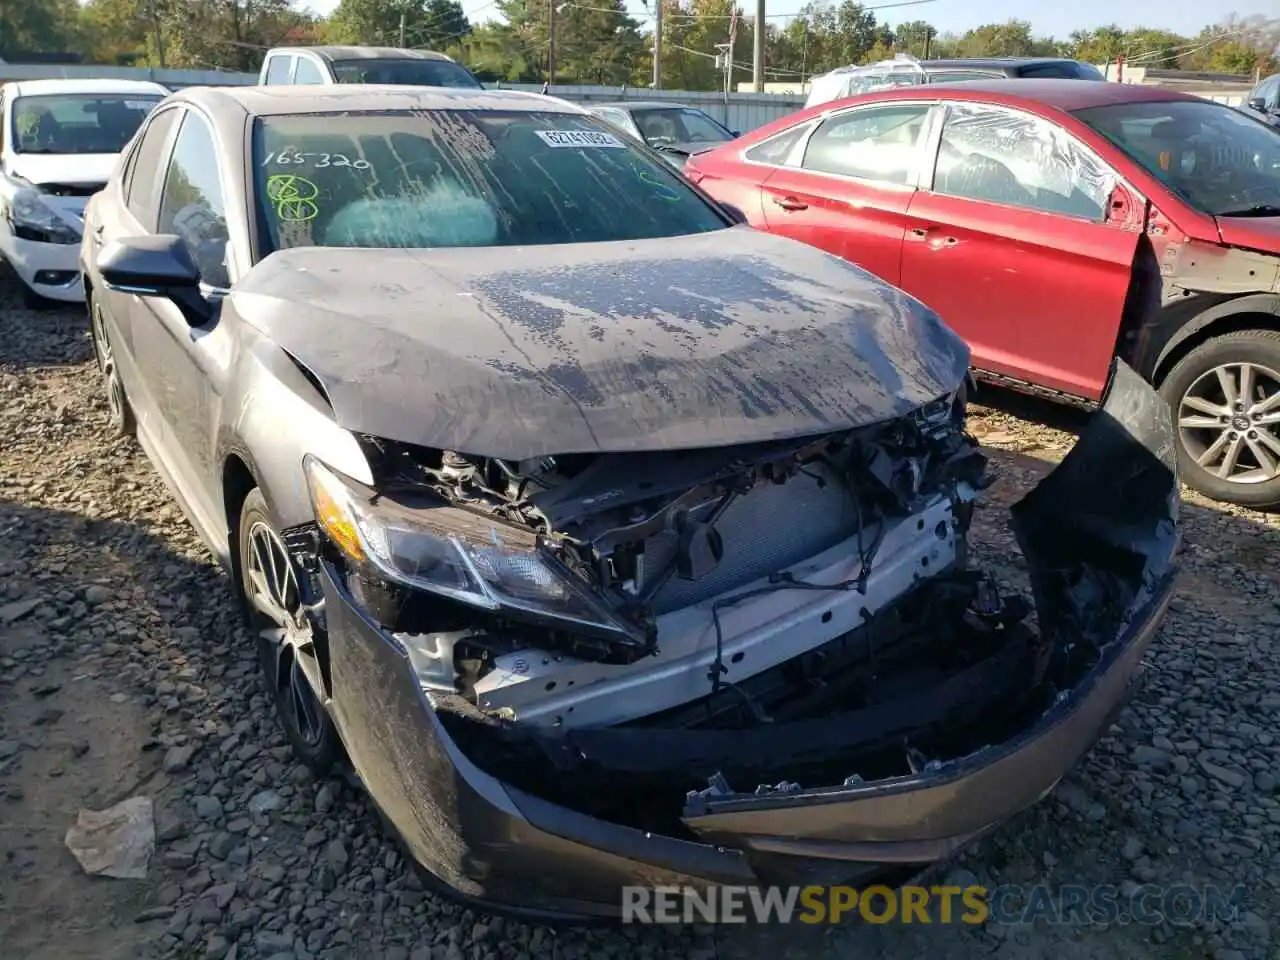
[
  {"left": 357, "top": 392, "right": 980, "bottom": 628},
  {"left": 310, "top": 362, "right": 1178, "bottom": 842}
]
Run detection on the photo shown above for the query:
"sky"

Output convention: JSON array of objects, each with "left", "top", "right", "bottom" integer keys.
[{"left": 305, "top": 0, "right": 1275, "bottom": 41}]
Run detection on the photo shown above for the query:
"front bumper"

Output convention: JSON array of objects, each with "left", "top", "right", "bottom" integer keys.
[
  {"left": 319, "top": 360, "right": 1180, "bottom": 920},
  {"left": 1, "top": 232, "right": 82, "bottom": 302}
]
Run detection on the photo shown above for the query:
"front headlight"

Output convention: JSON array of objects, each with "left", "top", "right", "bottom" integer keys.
[
  {"left": 5, "top": 189, "right": 80, "bottom": 244},
  {"left": 303, "top": 456, "right": 639, "bottom": 640}
]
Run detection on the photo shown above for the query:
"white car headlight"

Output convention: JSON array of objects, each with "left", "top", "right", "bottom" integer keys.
[{"left": 4, "top": 189, "right": 80, "bottom": 245}]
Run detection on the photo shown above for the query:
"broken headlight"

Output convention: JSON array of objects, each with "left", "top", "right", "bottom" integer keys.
[{"left": 303, "top": 456, "right": 638, "bottom": 640}]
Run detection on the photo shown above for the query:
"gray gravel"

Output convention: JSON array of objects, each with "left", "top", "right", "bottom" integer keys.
[{"left": 0, "top": 269, "right": 1277, "bottom": 960}]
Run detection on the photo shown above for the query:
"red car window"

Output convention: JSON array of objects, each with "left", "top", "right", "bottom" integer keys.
[
  {"left": 933, "top": 103, "right": 1116, "bottom": 220},
  {"left": 801, "top": 104, "right": 930, "bottom": 184}
]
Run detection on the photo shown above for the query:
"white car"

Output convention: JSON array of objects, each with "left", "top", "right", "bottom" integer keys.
[{"left": 0, "top": 78, "right": 166, "bottom": 306}]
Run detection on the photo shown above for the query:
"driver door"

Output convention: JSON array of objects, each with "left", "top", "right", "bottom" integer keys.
[{"left": 130, "top": 107, "right": 236, "bottom": 536}]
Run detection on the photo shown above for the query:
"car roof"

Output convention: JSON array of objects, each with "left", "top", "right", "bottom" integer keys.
[
  {"left": 923, "top": 57, "right": 1083, "bottom": 71},
  {"left": 842, "top": 78, "right": 1204, "bottom": 113},
  {"left": 175, "top": 84, "right": 586, "bottom": 120},
  {"left": 592, "top": 101, "right": 701, "bottom": 111},
  {"left": 266, "top": 45, "right": 453, "bottom": 63},
  {"left": 7, "top": 78, "right": 169, "bottom": 98}
]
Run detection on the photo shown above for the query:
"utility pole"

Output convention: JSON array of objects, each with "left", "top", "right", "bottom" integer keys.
[
  {"left": 148, "top": 0, "right": 166, "bottom": 68},
  {"left": 547, "top": 0, "right": 556, "bottom": 85},
  {"left": 799, "top": 18, "right": 807, "bottom": 87},
  {"left": 726, "top": 4, "right": 737, "bottom": 97},
  {"left": 652, "top": 0, "right": 663, "bottom": 88},
  {"left": 399, "top": 9, "right": 407, "bottom": 46},
  {"left": 752, "top": 0, "right": 764, "bottom": 91}
]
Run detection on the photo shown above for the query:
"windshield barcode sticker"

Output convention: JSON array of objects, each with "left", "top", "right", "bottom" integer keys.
[
  {"left": 124, "top": 100, "right": 157, "bottom": 110},
  {"left": 535, "top": 129, "right": 625, "bottom": 149}
]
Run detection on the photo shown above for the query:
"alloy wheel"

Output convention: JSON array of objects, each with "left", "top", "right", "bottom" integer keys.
[
  {"left": 244, "top": 520, "right": 326, "bottom": 747},
  {"left": 92, "top": 302, "right": 127, "bottom": 427},
  {"left": 1177, "top": 361, "right": 1280, "bottom": 485}
]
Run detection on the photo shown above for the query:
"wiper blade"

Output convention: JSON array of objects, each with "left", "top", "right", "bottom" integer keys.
[
  {"left": 1217, "top": 203, "right": 1280, "bottom": 217},
  {"left": 652, "top": 144, "right": 691, "bottom": 155}
]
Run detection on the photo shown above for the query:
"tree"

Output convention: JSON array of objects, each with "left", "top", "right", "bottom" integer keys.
[
  {"left": 327, "top": 0, "right": 471, "bottom": 48},
  {"left": 954, "top": 20, "right": 1051, "bottom": 58},
  {"left": 0, "top": 0, "right": 79, "bottom": 57}
]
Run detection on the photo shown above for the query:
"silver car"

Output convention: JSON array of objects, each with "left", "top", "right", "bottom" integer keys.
[{"left": 80, "top": 84, "right": 1178, "bottom": 920}]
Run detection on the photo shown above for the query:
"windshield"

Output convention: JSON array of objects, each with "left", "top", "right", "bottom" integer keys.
[
  {"left": 1075, "top": 99, "right": 1280, "bottom": 217},
  {"left": 11, "top": 93, "right": 162, "bottom": 155},
  {"left": 330, "top": 58, "right": 481, "bottom": 88},
  {"left": 251, "top": 110, "right": 728, "bottom": 255},
  {"left": 632, "top": 108, "right": 734, "bottom": 146}
]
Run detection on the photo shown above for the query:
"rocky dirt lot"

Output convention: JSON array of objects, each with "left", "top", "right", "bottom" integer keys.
[{"left": 1, "top": 271, "right": 1278, "bottom": 960}]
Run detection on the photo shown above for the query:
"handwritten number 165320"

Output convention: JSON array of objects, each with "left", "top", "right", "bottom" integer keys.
[{"left": 262, "top": 149, "right": 370, "bottom": 171}]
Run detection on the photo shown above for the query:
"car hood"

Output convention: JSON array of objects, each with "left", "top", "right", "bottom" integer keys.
[
  {"left": 1216, "top": 215, "right": 1280, "bottom": 257},
  {"left": 231, "top": 226, "right": 970, "bottom": 460},
  {"left": 6, "top": 152, "right": 120, "bottom": 191}
]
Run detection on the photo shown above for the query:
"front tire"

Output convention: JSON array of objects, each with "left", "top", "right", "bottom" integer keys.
[
  {"left": 1158, "top": 329, "right": 1280, "bottom": 508},
  {"left": 237, "top": 488, "right": 341, "bottom": 774}
]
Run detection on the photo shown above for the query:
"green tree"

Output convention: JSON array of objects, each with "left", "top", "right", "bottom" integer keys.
[
  {"left": 954, "top": 20, "right": 1050, "bottom": 58},
  {"left": 0, "top": 0, "right": 79, "bottom": 56},
  {"left": 328, "top": 0, "right": 471, "bottom": 48}
]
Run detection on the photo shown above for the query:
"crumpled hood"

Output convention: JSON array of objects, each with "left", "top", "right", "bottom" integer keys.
[{"left": 232, "top": 226, "right": 970, "bottom": 460}]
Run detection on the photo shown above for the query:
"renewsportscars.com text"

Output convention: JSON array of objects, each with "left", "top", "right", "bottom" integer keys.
[{"left": 621, "top": 883, "right": 1249, "bottom": 926}]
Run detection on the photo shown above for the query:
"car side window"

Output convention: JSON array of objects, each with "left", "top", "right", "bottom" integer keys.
[
  {"left": 1019, "top": 64, "right": 1077, "bottom": 79},
  {"left": 932, "top": 102, "right": 1116, "bottom": 221},
  {"left": 157, "top": 112, "right": 230, "bottom": 289},
  {"left": 801, "top": 104, "right": 930, "bottom": 185},
  {"left": 293, "top": 58, "right": 325, "bottom": 84},
  {"left": 744, "top": 124, "right": 807, "bottom": 165},
  {"left": 263, "top": 56, "right": 293, "bottom": 84},
  {"left": 1257, "top": 77, "right": 1280, "bottom": 109},
  {"left": 125, "top": 107, "right": 181, "bottom": 230},
  {"left": 928, "top": 70, "right": 999, "bottom": 82},
  {"left": 594, "top": 108, "right": 633, "bottom": 134}
]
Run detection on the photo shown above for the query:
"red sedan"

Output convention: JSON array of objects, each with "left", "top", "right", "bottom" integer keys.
[{"left": 687, "top": 80, "right": 1280, "bottom": 507}]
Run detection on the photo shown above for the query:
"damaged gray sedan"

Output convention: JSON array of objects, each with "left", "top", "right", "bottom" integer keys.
[{"left": 80, "top": 85, "right": 1180, "bottom": 919}]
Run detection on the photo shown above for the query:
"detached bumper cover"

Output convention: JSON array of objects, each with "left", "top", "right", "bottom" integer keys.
[{"left": 321, "top": 360, "right": 1179, "bottom": 919}]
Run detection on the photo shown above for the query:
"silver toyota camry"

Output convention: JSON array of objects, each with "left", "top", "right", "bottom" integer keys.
[{"left": 80, "top": 84, "right": 1179, "bottom": 920}]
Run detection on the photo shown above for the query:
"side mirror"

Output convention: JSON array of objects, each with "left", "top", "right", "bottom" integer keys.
[
  {"left": 98, "top": 234, "right": 210, "bottom": 325},
  {"left": 98, "top": 234, "right": 200, "bottom": 295},
  {"left": 1247, "top": 97, "right": 1268, "bottom": 112}
]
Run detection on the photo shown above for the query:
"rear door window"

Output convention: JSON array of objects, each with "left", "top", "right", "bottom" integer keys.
[
  {"left": 125, "top": 107, "right": 181, "bottom": 229},
  {"left": 801, "top": 104, "right": 931, "bottom": 185},
  {"left": 744, "top": 124, "right": 808, "bottom": 166},
  {"left": 931, "top": 102, "right": 1116, "bottom": 220}
]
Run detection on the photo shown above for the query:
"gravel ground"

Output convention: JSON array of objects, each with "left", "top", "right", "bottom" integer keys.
[{"left": 1, "top": 271, "right": 1278, "bottom": 960}]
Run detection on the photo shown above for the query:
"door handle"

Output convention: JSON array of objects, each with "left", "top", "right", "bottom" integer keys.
[{"left": 772, "top": 196, "right": 808, "bottom": 212}]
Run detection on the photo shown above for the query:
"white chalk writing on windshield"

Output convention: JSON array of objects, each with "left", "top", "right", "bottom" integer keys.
[{"left": 261, "top": 148, "right": 371, "bottom": 170}]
